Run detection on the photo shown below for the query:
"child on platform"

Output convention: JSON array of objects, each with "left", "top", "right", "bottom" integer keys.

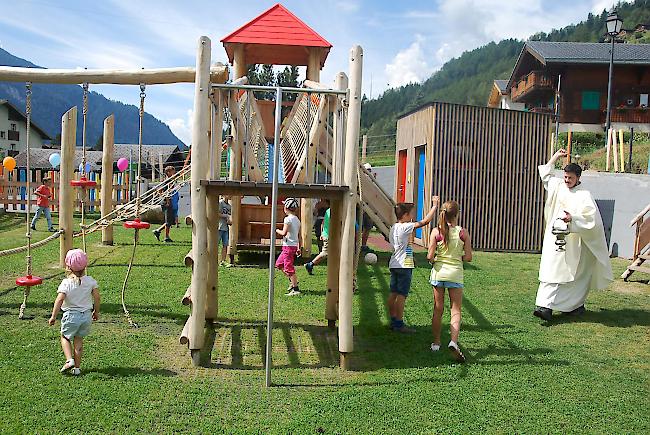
[
  {"left": 48, "top": 249, "right": 100, "bottom": 376},
  {"left": 387, "top": 196, "right": 439, "bottom": 333},
  {"left": 276, "top": 197, "right": 302, "bottom": 296},
  {"left": 31, "top": 176, "right": 55, "bottom": 232},
  {"left": 427, "top": 200, "right": 472, "bottom": 363}
]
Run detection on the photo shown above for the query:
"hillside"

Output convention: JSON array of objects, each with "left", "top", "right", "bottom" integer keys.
[
  {"left": 0, "top": 48, "right": 183, "bottom": 147},
  {"left": 361, "top": 0, "right": 650, "bottom": 155}
]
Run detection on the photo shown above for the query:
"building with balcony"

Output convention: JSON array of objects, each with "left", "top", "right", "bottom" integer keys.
[
  {"left": 487, "top": 79, "right": 526, "bottom": 110},
  {"left": 488, "top": 41, "right": 650, "bottom": 132},
  {"left": 0, "top": 100, "right": 52, "bottom": 157}
]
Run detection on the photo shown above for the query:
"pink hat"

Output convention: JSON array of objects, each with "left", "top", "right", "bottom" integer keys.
[{"left": 65, "top": 249, "right": 88, "bottom": 272}]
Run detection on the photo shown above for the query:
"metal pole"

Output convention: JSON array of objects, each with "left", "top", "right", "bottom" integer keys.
[
  {"left": 628, "top": 127, "right": 633, "bottom": 172},
  {"left": 265, "top": 86, "right": 283, "bottom": 388},
  {"left": 604, "top": 36, "right": 615, "bottom": 145}
]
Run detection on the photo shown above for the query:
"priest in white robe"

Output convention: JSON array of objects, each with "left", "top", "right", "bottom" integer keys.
[{"left": 534, "top": 149, "right": 613, "bottom": 321}]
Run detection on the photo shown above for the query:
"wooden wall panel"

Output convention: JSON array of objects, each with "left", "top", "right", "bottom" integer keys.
[{"left": 397, "top": 102, "right": 552, "bottom": 252}]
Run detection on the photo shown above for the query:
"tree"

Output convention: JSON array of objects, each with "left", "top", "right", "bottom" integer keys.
[
  {"left": 93, "top": 134, "right": 103, "bottom": 151},
  {"left": 276, "top": 66, "right": 299, "bottom": 101}
]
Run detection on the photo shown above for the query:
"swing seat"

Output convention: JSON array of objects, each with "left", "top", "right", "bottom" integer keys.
[
  {"left": 16, "top": 275, "right": 43, "bottom": 287},
  {"left": 70, "top": 176, "right": 97, "bottom": 188},
  {"left": 123, "top": 218, "right": 150, "bottom": 230}
]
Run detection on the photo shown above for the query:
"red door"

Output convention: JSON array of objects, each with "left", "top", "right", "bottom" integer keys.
[{"left": 397, "top": 150, "right": 407, "bottom": 202}]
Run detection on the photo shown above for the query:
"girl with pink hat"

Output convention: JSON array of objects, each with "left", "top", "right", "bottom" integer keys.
[{"left": 48, "top": 249, "right": 101, "bottom": 376}]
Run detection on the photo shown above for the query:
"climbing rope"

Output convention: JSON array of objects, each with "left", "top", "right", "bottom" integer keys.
[
  {"left": 120, "top": 83, "right": 148, "bottom": 328},
  {"left": 80, "top": 82, "right": 89, "bottom": 253},
  {"left": 0, "top": 230, "right": 63, "bottom": 257}
]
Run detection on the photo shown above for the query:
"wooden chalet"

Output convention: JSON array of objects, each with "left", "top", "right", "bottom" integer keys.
[{"left": 491, "top": 41, "right": 650, "bottom": 133}]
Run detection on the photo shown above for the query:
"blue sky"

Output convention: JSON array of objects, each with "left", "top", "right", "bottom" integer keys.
[{"left": 0, "top": 0, "right": 617, "bottom": 144}]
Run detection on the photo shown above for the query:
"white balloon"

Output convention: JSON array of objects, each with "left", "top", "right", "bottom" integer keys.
[{"left": 364, "top": 252, "right": 378, "bottom": 265}]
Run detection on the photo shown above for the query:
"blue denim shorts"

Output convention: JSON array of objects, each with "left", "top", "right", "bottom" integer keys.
[
  {"left": 390, "top": 268, "right": 413, "bottom": 297},
  {"left": 430, "top": 280, "right": 464, "bottom": 289},
  {"left": 218, "top": 230, "right": 229, "bottom": 246},
  {"left": 60, "top": 310, "right": 92, "bottom": 340}
]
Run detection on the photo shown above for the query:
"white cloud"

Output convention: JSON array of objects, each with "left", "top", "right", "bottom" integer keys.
[
  {"left": 384, "top": 35, "right": 433, "bottom": 88},
  {"left": 166, "top": 109, "right": 193, "bottom": 146}
]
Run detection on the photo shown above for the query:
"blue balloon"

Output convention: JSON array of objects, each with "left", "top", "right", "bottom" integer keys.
[
  {"left": 48, "top": 153, "right": 61, "bottom": 168},
  {"left": 78, "top": 162, "right": 91, "bottom": 173}
]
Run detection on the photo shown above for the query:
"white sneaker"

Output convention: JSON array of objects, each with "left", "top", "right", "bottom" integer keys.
[
  {"left": 60, "top": 359, "right": 74, "bottom": 373},
  {"left": 285, "top": 289, "right": 301, "bottom": 296},
  {"left": 448, "top": 341, "right": 466, "bottom": 363},
  {"left": 71, "top": 368, "right": 81, "bottom": 376},
  {"left": 430, "top": 343, "right": 441, "bottom": 352}
]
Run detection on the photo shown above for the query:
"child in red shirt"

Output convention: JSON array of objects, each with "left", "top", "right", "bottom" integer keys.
[{"left": 31, "top": 177, "right": 55, "bottom": 232}]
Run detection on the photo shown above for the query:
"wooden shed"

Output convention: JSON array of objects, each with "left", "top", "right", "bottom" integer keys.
[{"left": 395, "top": 102, "right": 553, "bottom": 252}]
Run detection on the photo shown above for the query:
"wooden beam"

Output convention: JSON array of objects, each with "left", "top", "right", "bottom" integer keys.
[
  {"left": 101, "top": 115, "right": 115, "bottom": 246},
  {"left": 59, "top": 107, "right": 76, "bottom": 267},
  {"left": 202, "top": 180, "right": 348, "bottom": 199},
  {"left": 0, "top": 65, "right": 229, "bottom": 85}
]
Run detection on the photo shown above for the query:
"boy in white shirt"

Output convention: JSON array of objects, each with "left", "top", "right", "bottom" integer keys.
[
  {"left": 388, "top": 196, "right": 439, "bottom": 333},
  {"left": 275, "top": 197, "right": 302, "bottom": 296}
]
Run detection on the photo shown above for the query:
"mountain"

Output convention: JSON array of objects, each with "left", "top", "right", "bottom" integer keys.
[
  {"left": 361, "top": 0, "right": 650, "bottom": 151},
  {"left": 0, "top": 48, "right": 184, "bottom": 147}
]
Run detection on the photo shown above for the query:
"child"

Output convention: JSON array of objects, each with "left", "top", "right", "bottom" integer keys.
[
  {"left": 276, "top": 197, "right": 301, "bottom": 296},
  {"left": 48, "top": 249, "right": 100, "bottom": 376},
  {"left": 31, "top": 177, "right": 55, "bottom": 232},
  {"left": 219, "top": 195, "right": 233, "bottom": 267},
  {"left": 387, "top": 196, "right": 439, "bottom": 333},
  {"left": 427, "top": 200, "right": 472, "bottom": 363},
  {"left": 305, "top": 200, "right": 330, "bottom": 275},
  {"left": 153, "top": 166, "right": 179, "bottom": 243}
]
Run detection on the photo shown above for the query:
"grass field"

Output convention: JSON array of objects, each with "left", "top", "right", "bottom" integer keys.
[{"left": 0, "top": 212, "right": 648, "bottom": 434}]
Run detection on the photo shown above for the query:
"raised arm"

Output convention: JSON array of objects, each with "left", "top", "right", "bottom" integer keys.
[
  {"left": 414, "top": 196, "right": 440, "bottom": 229},
  {"left": 539, "top": 149, "right": 566, "bottom": 191}
]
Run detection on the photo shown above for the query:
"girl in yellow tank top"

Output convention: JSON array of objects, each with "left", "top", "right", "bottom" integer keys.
[{"left": 426, "top": 200, "right": 473, "bottom": 362}]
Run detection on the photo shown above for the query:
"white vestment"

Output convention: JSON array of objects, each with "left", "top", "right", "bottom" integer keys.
[{"left": 535, "top": 164, "right": 613, "bottom": 311}]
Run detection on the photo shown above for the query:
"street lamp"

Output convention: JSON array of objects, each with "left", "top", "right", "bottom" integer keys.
[{"left": 604, "top": 8, "right": 624, "bottom": 143}]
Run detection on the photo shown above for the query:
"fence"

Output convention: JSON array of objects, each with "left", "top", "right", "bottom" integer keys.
[{"left": 0, "top": 168, "right": 133, "bottom": 213}]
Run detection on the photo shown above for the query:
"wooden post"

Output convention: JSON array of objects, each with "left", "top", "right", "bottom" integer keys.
[
  {"left": 338, "top": 46, "right": 363, "bottom": 369},
  {"left": 59, "top": 107, "right": 76, "bottom": 267},
  {"left": 362, "top": 134, "right": 368, "bottom": 163},
  {"left": 300, "top": 48, "right": 323, "bottom": 255},
  {"left": 228, "top": 48, "right": 246, "bottom": 261},
  {"left": 187, "top": 36, "right": 211, "bottom": 364},
  {"left": 101, "top": 115, "right": 115, "bottom": 245},
  {"left": 205, "top": 94, "right": 224, "bottom": 321},
  {"left": 628, "top": 127, "right": 634, "bottom": 172},
  {"left": 214, "top": 91, "right": 224, "bottom": 179},
  {"left": 612, "top": 128, "right": 619, "bottom": 172},
  {"left": 606, "top": 128, "right": 612, "bottom": 172},
  {"left": 332, "top": 73, "right": 348, "bottom": 186},
  {"left": 618, "top": 129, "right": 625, "bottom": 172},
  {"left": 325, "top": 197, "right": 342, "bottom": 327},
  {"left": 565, "top": 130, "right": 572, "bottom": 166}
]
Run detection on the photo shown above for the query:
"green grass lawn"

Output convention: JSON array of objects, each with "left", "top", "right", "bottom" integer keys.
[{"left": 0, "top": 212, "right": 648, "bottom": 434}]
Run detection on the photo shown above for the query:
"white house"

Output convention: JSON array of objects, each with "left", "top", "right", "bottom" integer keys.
[
  {"left": 0, "top": 100, "right": 52, "bottom": 157},
  {"left": 487, "top": 80, "right": 526, "bottom": 110}
]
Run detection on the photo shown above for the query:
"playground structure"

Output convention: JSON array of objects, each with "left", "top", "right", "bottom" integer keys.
[
  {"left": 395, "top": 101, "right": 554, "bottom": 252},
  {"left": 0, "top": 1, "right": 385, "bottom": 381},
  {"left": 622, "top": 203, "right": 650, "bottom": 280}
]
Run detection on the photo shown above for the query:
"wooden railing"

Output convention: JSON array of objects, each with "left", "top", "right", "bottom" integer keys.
[{"left": 511, "top": 70, "right": 554, "bottom": 101}]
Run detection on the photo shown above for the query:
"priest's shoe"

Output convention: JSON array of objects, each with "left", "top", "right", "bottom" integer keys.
[{"left": 533, "top": 306, "right": 552, "bottom": 321}]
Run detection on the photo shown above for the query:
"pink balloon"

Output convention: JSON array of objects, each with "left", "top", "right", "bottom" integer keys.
[{"left": 117, "top": 158, "right": 129, "bottom": 172}]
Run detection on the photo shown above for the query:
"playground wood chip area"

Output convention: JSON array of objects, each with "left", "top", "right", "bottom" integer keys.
[{"left": 0, "top": 213, "right": 648, "bottom": 434}]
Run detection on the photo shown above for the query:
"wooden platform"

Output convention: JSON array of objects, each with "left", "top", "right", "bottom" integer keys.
[{"left": 201, "top": 180, "right": 348, "bottom": 199}]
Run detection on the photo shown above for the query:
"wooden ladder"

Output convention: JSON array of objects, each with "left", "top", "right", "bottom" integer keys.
[{"left": 621, "top": 203, "right": 650, "bottom": 281}]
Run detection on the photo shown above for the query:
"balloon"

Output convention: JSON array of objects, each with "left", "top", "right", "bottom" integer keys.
[
  {"left": 48, "top": 153, "right": 61, "bottom": 168},
  {"left": 117, "top": 158, "right": 129, "bottom": 172},
  {"left": 78, "top": 162, "right": 91, "bottom": 173},
  {"left": 2, "top": 156, "right": 16, "bottom": 171}
]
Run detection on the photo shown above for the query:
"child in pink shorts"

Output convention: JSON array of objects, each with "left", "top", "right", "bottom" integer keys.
[{"left": 275, "top": 197, "right": 301, "bottom": 296}]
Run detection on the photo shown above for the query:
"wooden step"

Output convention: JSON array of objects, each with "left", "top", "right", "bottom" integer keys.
[{"left": 628, "top": 265, "right": 650, "bottom": 274}]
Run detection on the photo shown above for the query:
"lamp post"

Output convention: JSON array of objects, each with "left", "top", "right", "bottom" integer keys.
[{"left": 604, "top": 8, "right": 623, "bottom": 141}]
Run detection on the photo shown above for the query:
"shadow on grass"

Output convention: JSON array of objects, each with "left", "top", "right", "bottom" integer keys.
[
  {"left": 543, "top": 308, "right": 650, "bottom": 328},
  {"left": 86, "top": 366, "right": 177, "bottom": 377}
]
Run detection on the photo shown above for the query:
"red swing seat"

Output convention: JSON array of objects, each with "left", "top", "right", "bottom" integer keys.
[
  {"left": 70, "top": 176, "right": 97, "bottom": 188},
  {"left": 123, "top": 218, "right": 150, "bottom": 230},
  {"left": 16, "top": 275, "right": 43, "bottom": 287}
]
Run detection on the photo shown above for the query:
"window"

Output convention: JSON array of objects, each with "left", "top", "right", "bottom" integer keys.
[
  {"left": 581, "top": 91, "right": 600, "bottom": 110},
  {"left": 10, "top": 123, "right": 17, "bottom": 131},
  {"left": 0, "top": 131, "right": 4, "bottom": 139}
]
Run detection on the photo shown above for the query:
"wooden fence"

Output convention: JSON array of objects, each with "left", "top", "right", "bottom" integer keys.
[
  {"left": 396, "top": 102, "right": 554, "bottom": 252},
  {"left": 0, "top": 168, "right": 133, "bottom": 213}
]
